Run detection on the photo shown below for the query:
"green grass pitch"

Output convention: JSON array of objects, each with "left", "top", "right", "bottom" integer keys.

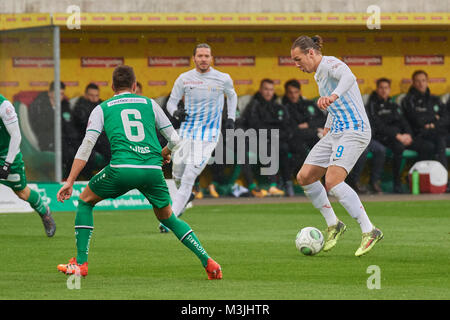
[{"left": 1, "top": 200, "right": 449, "bottom": 300}]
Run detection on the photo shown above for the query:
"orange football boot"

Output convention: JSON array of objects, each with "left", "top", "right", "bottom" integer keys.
[
  {"left": 57, "top": 257, "right": 88, "bottom": 277},
  {"left": 205, "top": 258, "right": 222, "bottom": 280}
]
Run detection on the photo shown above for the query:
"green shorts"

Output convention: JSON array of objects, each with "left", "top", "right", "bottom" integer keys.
[
  {"left": 88, "top": 165, "right": 171, "bottom": 209},
  {"left": 0, "top": 153, "right": 27, "bottom": 191}
]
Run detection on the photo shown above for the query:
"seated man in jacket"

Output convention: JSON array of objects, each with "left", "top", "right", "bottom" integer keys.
[
  {"left": 282, "top": 79, "right": 326, "bottom": 184},
  {"left": 28, "top": 81, "right": 78, "bottom": 178},
  {"left": 72, "top": 83, "right": 110, "bottom": 179},
  {"left": 402, "top": 70, "right": 449, "bottom": 170},
  {"left": 239, "top": 79, "right": 290, "bottom": 196}
]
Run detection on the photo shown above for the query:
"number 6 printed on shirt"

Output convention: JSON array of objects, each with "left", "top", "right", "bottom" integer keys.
[{"left": 121, "top": 109, "right": 145, "bottom": 142}]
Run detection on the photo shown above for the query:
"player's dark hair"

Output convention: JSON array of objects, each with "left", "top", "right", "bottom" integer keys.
[
  {"left": 260, "top": 78, "right": 274, "bottom": 88},
  {"left": 112, "top": 65, "right": 136, "bottom": 91},
  {"left": 412, "top": 70, "right": 428, "bottom": 80},
  {"left": 85, "top": 82, "right": 99, "bottom": 93},
  {"left": 49, "top": 81, "right": 66, "bottom": 92},
  {"left": 291, "top": 35, "right": 323, "bottom": 54},
  {"left": 376, "top": 78, "right": 391, "bottom": 87},
  {"left": 284, "top": 79, "right": 301, "bottom": 91},
  {"left": 193, "top": 43, "right": 211, "bottom": 56}
]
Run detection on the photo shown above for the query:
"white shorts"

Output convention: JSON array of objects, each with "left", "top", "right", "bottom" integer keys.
[
  {"left": 304, "top": 131, "right": 371, "bottom": 174},
  {"left": 172, "top": 139, "right": 218, "bottom": 185}
]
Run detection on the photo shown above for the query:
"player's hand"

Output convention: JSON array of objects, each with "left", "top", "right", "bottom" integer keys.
[
  {"left": 57, "top": 182, "right": 73, "bottom": 203},
  {"left": 173, "top": 109, "right": 187, "bottom": 122},
  {"left": 161, "top": 146, "right": 172, "bottom": 164},
  {"left": 317, "top": 94, "right": 338, "bottom": 110},
  {"left": 0, "top": 161, "right": 11, "bottom": 179},
  {"left": 225, "top": 118, "right": 235, "bottom": 130}
]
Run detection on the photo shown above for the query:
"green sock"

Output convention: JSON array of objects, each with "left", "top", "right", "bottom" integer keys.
[
  {"left": 27, "top": 189, "right": 47, "bottom": 216},
  {"left": 248, "top": 183, "right": 256, "bottom": 191},
  {"left": 160, "top": 213, "right": 210, "bottom": 267},
  {"left": 74, "top": 200, "right": 94, "bottom": 264}
]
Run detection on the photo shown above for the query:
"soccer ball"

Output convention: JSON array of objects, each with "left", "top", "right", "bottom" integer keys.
[{"left": 295, "top": 227, "right": 324, "bottom": 256}]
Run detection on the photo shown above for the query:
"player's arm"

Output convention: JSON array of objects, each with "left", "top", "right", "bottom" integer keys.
[
  {"left": 166, "top": 76, "right": 186, "bottom": 121},
  {"left": 57, "top": 105, "right": 103, "bottom": 202},
  {"left": 224, "top": 75, "right": 238, "bottom": 129},
  {"left": 152, "top": 100, "right": 181, "bottom": 161},
  {"left": 0, "top": 100, "right": 21, "bottom": 178},
  {"left": 318, "top": 61, "right": 356, "bottom": 109}
]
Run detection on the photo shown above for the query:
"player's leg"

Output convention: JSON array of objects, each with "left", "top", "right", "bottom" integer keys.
[
  {"left": 326, "top": 132, "right": 383, "bottom": 256},
  {"left": 14, "top": 186, "right": 55, "bottom": 237},
  {"left": 3, "top": 158, "right": 56, "bottom": 237},
  {"left": 57, "top": 185, "right": 103, "bottom": 276},
  {"left": 297, "top": 135, "right": 340, "bottom": 229},
  {"left": 142, "top": 169, "right": 222, "bottom": 279},
  {"left": 172, "top": 140, "right": 215, "bottom": 217},
  {"left": 58, "top": 166, "right": 125, "bottom": 276}
]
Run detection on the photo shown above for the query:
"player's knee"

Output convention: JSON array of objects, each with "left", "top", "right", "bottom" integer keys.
[
  {"left": 297, "top": 170, "right": 311, "bottom": 186},
  {"left": 14, "top": 189, "right": 28, "bottom": 200}
]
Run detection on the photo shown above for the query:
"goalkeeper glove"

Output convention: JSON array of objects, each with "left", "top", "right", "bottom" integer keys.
[
  {"left": 225, "top": 118, "right": 235, "bottom": 130},
  {"left": 0, "top": 161, "right": 11, "bottom": 179},
  {"left": 173, "top": 109, "right": 187, "bottom": 122}
]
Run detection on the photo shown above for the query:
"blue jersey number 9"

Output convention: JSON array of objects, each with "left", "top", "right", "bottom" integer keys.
[{"left": 336, "top": 145, "right": 344, "bottom": 158}]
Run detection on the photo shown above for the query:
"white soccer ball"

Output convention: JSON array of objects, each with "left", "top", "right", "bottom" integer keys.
[{"left": 295, "top": 227, "right": 324, "bottom": 256}]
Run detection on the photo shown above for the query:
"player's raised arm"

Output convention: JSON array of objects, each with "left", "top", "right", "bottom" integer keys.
[
  {"left": 166, "top": 76, "right": 186, "bottom": 121},
  {"left": 224, "top": 74, "right": 237, "bottom": 129},
  {"left": 57, "top": 105, "right": 103, "bottom": 202},
  {"left": 0, "top": 100, "right": 21, "bottom": 177},
  {"left": 328, "top": 60, "right": 357, "bottom": 99}
]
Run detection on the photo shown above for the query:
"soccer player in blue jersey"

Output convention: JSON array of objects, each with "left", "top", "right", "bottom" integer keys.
[
  {"left": 290, "top": 35, "right": 383, "bottom": 256},
  {"left": 160, "top": 43, "right": 237, "bottom": 232}
]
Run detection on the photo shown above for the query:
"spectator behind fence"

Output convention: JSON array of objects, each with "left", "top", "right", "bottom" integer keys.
[
  {"left": 28, "top": 81, "right": 78, "bottom": 178},
  {"left": 241, "top": 79, "right": 291, "bottom": 197},
  {"left": 401, "top": 70, "right": 449, "bottom": 170},
  {"left": 282, "top": 79, "right": 326, "bottom": 184},
  {"left": 72, "top": 83, "right": 111, "bottom": 179}
]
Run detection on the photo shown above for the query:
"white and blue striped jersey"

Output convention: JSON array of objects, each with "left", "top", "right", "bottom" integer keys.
[
  {"left": 167, "top": 67, "right": 237, "bottom": 142},
  {"left": 315, "top": 56, "right": 370, "bottom": 135}
]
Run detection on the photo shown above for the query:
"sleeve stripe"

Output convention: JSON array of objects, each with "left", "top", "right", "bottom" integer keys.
[
  {"left": 158, "top": 124, "right": 173, "bottom": 130},
  {"left": 87, "top": 129, "right": 101, "bottom": 134}
]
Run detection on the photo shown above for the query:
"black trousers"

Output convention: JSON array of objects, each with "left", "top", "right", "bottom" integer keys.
[{"left": 348, "top": 139, "right": 386, "bottom": 185}]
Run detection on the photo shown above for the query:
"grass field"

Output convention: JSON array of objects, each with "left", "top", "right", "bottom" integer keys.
[{"left": 1, "top": 200, "right": 449, "bottom": 300}]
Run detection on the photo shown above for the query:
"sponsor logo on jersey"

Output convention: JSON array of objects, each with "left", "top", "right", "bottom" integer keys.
[
  {"left": 107, "top": 97, "right": 147, "bottom": 106},
  {"left": 130, "top": 145, "right": 150, "bottom": 154}
]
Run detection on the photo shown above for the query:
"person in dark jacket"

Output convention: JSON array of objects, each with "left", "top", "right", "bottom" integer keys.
[
  {"left": 401, "top": 70, "right": 449, "bottom": 169},
  {"left": 240, "top": 79, "right": 290, "bottom": 196},
  {"left": 72, "top": 83, "right": 110, "bottom": 178},
  {"left": 28, "top": 81, "right": 78, "bottom": 178},
  {"left": 282, "top": 79, "right": 326, "bottom": 189}
]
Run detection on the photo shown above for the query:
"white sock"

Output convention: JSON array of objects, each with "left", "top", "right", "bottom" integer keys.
[
  {"left": 302, "top": 181, "right": 338, "bottom": 227},
  {"left": 172, "top": 182, "right": 193, "bottom": 217},
  {"left": 329, "top": 182, "right": 373, "bottom": 233}
]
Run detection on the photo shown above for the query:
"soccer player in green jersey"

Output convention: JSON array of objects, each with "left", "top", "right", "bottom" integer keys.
[
  {"left": 56, "top": 65, "right": 222, "bottom": 279},
  {"left": 0, "top": 94, "right": 56, "bottom": 236}
]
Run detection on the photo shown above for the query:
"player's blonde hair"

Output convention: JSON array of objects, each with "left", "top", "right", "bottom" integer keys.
[{"left": 291, "top": 35, "right": 323, "bottom": 54}]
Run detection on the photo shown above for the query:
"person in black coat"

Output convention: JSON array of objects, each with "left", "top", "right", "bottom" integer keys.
[
  {"left": 239, "top": 79, "right": 291, "bottom": 196},
  {"left": 401, "top": 70, "right": 449, "bottom": 169},
  {"left": 72, "top": 83, "right": 110, "bottom": 179},
  {"left": 282, "top": 79, "right": 326, "bottom": 185},
  {"left": 28, "top": 81, "right": 78, "bottom": 178}
]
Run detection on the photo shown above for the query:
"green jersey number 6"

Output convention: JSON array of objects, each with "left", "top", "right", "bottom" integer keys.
[{"left": 121, "top": 109, "right": 145, "bottom": 142}]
